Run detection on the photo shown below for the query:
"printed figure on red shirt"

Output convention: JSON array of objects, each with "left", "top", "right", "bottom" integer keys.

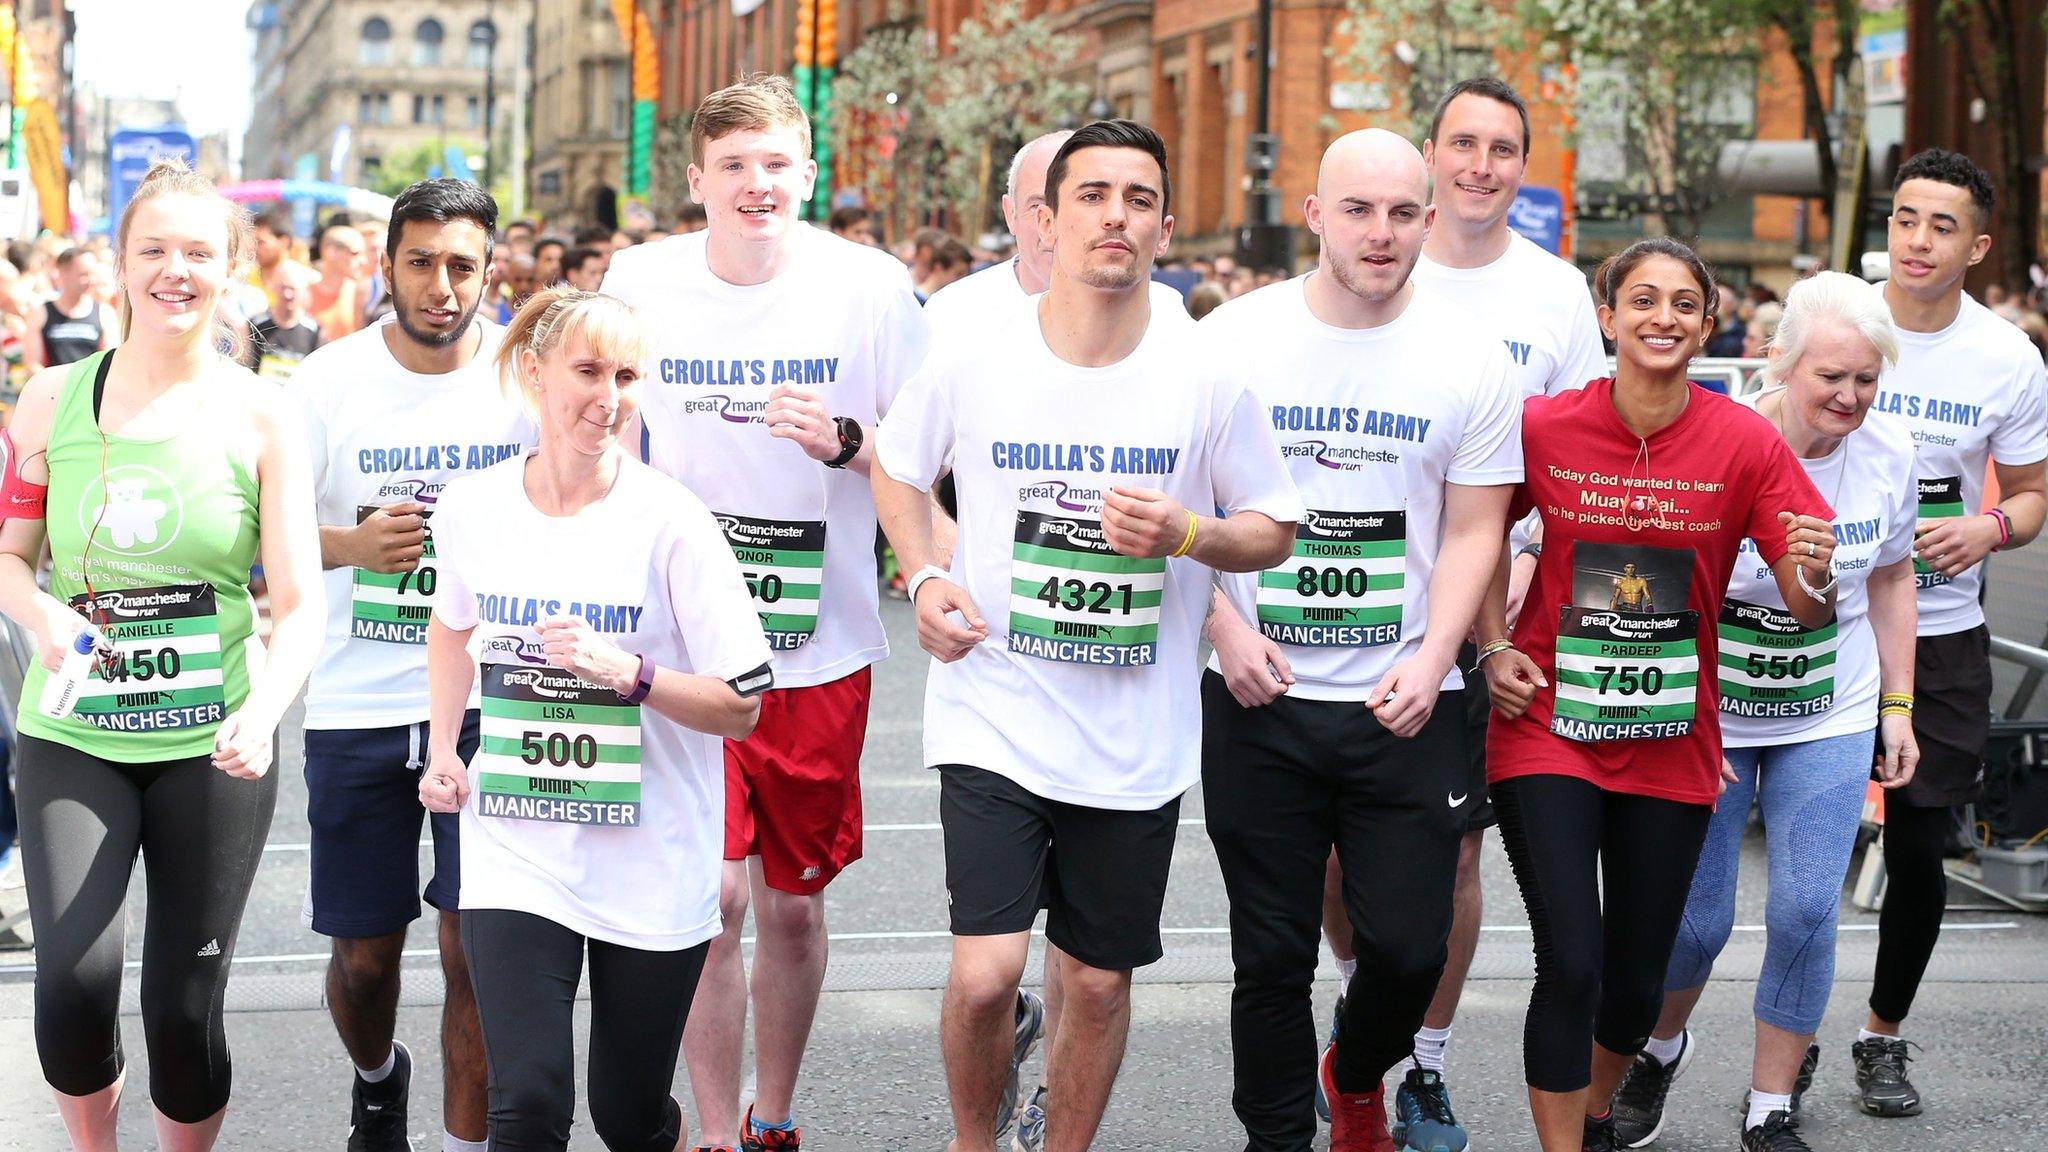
[{"left": 1470, "top": 237, "right": 1838, "bottom": 1152}]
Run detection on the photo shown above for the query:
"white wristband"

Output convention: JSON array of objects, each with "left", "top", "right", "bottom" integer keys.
[{"left": 906, "top": 564, "right": 950, "bottom": 605}]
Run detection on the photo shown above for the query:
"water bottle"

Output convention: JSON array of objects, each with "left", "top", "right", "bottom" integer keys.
[{"left": 40, "top": 624, "right": 103, "bottom": 719}]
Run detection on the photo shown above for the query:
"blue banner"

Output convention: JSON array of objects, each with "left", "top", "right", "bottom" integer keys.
[
  {"left": 1506, "top": 186, "right": 1565, "bottom": 254},
  {"left": 108, "top": 128, "right": 197, "bottom": 224}
]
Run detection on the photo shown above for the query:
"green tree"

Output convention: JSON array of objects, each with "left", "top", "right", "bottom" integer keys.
[
  {"left": 836, "top": 0, "right": 1084, "bottom": 236},
  {"left": 1326, "top": 0, "right": 1505, "bottom": 139},
  {"left": 365, "top": 138, "right": 512, "bottom": 206}
]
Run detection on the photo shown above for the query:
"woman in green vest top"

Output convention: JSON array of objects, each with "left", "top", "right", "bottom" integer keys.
[{"left": 0, "top": 158, "right": 325, "bottom": 1152}]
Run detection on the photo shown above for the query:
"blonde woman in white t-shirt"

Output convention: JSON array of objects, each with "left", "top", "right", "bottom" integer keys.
[
  {"left": 419, "top": 286, "right": 774, "bottom": 1152},
  {"left": 1615, "top": 272, "right": 1922, "bottom": 1152}
]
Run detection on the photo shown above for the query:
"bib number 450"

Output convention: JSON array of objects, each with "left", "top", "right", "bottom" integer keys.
[
  {"left": 1594, "top": 664, "right": 1666, "bottom": 695},
  {"left": 1034, "top": 576, "right": 1135, "bottom": 615}
]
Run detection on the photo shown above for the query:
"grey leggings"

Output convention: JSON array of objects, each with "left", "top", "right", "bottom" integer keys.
[{"left": 16, "top": 734, "right": 275, "bottom": 1122}]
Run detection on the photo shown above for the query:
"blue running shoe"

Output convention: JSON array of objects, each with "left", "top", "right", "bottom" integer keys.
[{"left": 1393, "top": 1067, "right": 1469, "bottom": 1152}]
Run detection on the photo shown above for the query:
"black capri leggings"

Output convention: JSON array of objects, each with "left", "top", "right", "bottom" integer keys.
[
  {"left": 1493, "top": 773, "right": 1712, "bottom": 1093},
  {"left": 16, "top": 734, "right": 276, "bottom": 1122},
  {"left": 462, "top": 908, "right": 709, "bottom": 1152}
]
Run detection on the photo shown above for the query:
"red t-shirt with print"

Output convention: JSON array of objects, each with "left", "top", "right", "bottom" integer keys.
[{"left": 1487, "top": 378, "right": 1833, "bottom": 806}]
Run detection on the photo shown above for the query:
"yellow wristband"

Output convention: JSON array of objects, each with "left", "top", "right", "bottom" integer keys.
[
  {"left": 1170, "top": 511, "right": 1199, "bottom": 558},
  {"left": 1879, "top": 694, "right": 1915, "bottom": 708},
  {"left": 1879, "top": 705, "right": 1914, "bottom": 719}
]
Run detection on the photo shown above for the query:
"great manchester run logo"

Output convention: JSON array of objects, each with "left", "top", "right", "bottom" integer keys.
[
  {"left": 1281, "top": 440, "right": 1399, "bottom": 472},
  {"left": 681, "top": 394, "right": 767, "bottom": 425},
  {"left": 1017, "top": 479, "right": 1098, "bottom": 513},
  {"left": 374, "top": 477, "right": 443, "bottom": 504},
  {"left": 482, "top": 636, "right": 549, "bottom": 666}
]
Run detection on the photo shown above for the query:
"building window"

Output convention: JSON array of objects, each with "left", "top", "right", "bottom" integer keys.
[
  {"left": 359, "top": 93, "right": 394, "bottom": 124},
  {"left": 605, "top": 59, "right": 629, "bottom": 136},
  {"left": 468, "top": 20, "right": 496, "bottom": 69},
  {"left": 412, "top": 93, "right": 445, "bottom": 125},
  {"left": 466, "top": 95, "right": 482, "bottom": 128},
  {"left": 360, "top": 16, "right": 392, "bottom": 66},
  {"left": 362, "top": 154, "right": 383, "bottom": 179},
  {"left": 358, "top": 94, "right": 375, "bottom": 122},
  {"left": 414, "top": 18, "right": 444, "bottom": 66}
]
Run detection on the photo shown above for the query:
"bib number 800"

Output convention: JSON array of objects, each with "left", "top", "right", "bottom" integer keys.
[
  {"left": 1294, "top": 566, "right": 1372, "bottom": 598},
  {"left": 1034, "top": 576, "right": 1135, "bottom": 615},
  {"left": 1594, "top": 664, "right": 1666, "bottom": 696},
  {"left": 520, "top": 731, "right": 599, "bottom": 769}
]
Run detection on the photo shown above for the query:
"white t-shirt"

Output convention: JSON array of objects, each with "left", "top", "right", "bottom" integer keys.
[
  {"left": 1719, "top": 395, "right": 1917, "bottom": 746},
  {"left": 1204, "top": 278, "right": 1522, "bottom": 700},
  {"left": 602, "top": 224, "right": 931, "bottom": 688},
  {"left": 923, "top": 258, "right": 1192, "bottom": 341},
  {"left": 876, "top": 301, "right": 1301, "bottom": 809},
  {"left": 1413, "top": 233, "right": 1607, "bottom": 399},
  {"left": 1873, "top": 292, "right": 2048, "bottom": 635},
  {"left": 432, "top": 455, "right": 773, "bottom": 950},
  {"left": 293, "top": 318, "right": 535, "bottom": 729}
]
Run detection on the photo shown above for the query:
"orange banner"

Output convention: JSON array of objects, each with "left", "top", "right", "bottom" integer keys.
[{"left": 22, "top": 99, "right": 64, "bottom": 234}]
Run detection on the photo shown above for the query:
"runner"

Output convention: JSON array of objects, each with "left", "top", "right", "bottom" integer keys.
[
  {"left": 1613, "top": 271, "right": 1921, "bottom": 1152},
  {"left": 1202, "top": 129, "right": 1519, "bottom": 1152},
  {"left": 922, "top": 129, "right": 1190, "bottom": 339},
  {"left": 600, "top": 74, "right": 930, "bottom": 1152},
  {"left": 418, "top": 286, "right": 774, "bottom": 1152},
  {"left": 873, "top": 118, "right": 1299, "bottom": 1152},
  {"left": 1475, "top": 237, "right": 1836, "bottom": 1152},
  {"left": 293, "top": 178, "right": 532, "bottom": 1152},
  {"left": 309, "top": 223, "right": 370, "bottom": 342},
  {"left": 1313, "top": 78, "right": 1609, "bottom": 1146},
  {"left": 0, "top": 157, "right": 325, "bottom": 1152},
  {"left": 239, "top": 260, "right": 322, "bottom": 381},
  {"left": 918, "top": 124, "right": 1191, "bottom": 1152},
  {"left": 1860, "top": 148, "right": 2046, "bottom": 1117},
  {"left": 24, "top": 247, "right": 115, "bottom": 368}
]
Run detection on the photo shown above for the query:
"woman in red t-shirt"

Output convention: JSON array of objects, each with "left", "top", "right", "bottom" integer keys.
[{"left": 1474, "top": 237, "right": 1838, "bottom": 1152}]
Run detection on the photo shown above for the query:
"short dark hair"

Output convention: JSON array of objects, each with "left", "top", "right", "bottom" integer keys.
[
  {"left": 828, "top": 205, "right": 870, "bottom": 234},
  {"left": 931, "top": 237, "right": 973, "bottom": 272},
  {"left": 386, "top": 178, "right": 499, "bottom": 264},
  {"left": 675, "top": 203, "right": 707, "bottom": 227},
  {"left": 567, "top": 245, "right": 605, "bottom": 271},
  {"left": 1593, "top": 236, "right": 1719, "bottom": 316},
  {"left": 534, "top": 237, "right": 566, "bottom": 260},
  {"left": 255, "top": 209, "right": 296, "bottom": 239},
  {"left": 55, "top": 246, "right": 86, "bottom": 269},
  {"left": 1044, "top": 119, "right": 1171, "bottom": 216},
  {"left": 1893, "top": 147, "right": 1995, "bottom": 230},
  {"left": 572, "top": 224, "right": 613, "bottom": 247},
  {"left": 1429, "top": 77, "right": 1531, "bottom": 157},
  {"left": 506, "top": 219, "right": 536, "bottom": 237}
]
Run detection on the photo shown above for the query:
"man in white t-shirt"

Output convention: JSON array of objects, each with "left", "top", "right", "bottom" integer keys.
[
  {"left": 294, "top": 179, "right": 535, "bottom": 1152},
  {"left": 923, "top": 129, "right": 1190, "bottom": 334},
  {"left": 1852, "top": 148, "right": 2046, "bottom": 1118},
  {"left": 1204, "top": 129, "right": 1519, "bottom": 1152},
  {"left": 1304, "top": 77, "right": 1607, "bottom": 1147},
  {"left": 874, "top": 120, "right": 1299, "bottom": 1152},
  {"left": 600, "top": 75, "right": 930, "bottom": 1152}
]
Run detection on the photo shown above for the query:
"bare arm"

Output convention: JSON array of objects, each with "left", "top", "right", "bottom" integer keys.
[
  {"left": 1866, "top": 553, "right": 1920, "bottom": 787},
  {"left": 874, "top": 464, "right": 986, "bottom": 661},
  {"left": 232, "top": 385, "right": 328, "bottom": 734},
  {"left": 1367, "top": 482, "right": 1514, "bottom": 736},
  {"left": 533, "top": 615, "right": 762, "bottom": 740},
  {"left": 0, "top": 368, "right": 89, "bottom": 667},
  {"left": 1995, "top": 457, "right": 2048, "bottom": 549},
  {"left": 419, "top": 615, "right": 478, "bottom": 812}
]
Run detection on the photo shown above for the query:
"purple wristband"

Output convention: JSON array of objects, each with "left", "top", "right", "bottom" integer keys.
[{"left": 622, "top": 652, "right": 657, "bottom": 703}]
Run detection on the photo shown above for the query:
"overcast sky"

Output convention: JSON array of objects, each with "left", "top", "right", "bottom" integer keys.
[{"left": 71, "top": 0, "right": 252, "bottom": 141}]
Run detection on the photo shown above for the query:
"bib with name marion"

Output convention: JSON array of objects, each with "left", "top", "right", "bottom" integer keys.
[
  {"left": 475, "top": 663, "right": 643, "bottom": 826},
  {"left": 1008, "top": 508, "right": 1164, "bottom": 667},
  {"left": 1255, "top": 509, "right": 1405, "bottom": 648},
  {"left": 1716, "top": 599, "right": 1837, "bottom": 719}
]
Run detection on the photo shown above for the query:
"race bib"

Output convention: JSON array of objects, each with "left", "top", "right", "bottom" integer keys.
[
  {"left": 67, "top": 584, "right": 227, "bottom": 731},
  {"left": 1716, "top": 599, "right": 1837, "bottom": 719},
  {"left": 474, "top": 663, "right": 642, "bottom": 826},
  {"left": 1008, "top": 509, "right": 1164, "bottom": 667},
  {"left": 352, "top": 505, "right": 436, "bottom": 644},
  {"left": 257, "top": 350, "right": 304, "bottom": 381},
  {"left": 717, "top": 512, "right": 826, "bottom": 651},
  {"left": 1255, "top": 509, "right": 1404, "bottom": 648},
  {"left": 1912, "top": 475, "right": 1963, "bottom": 588},
  {"left": 1551, "top": 542, "right": 1698, "bottom": 741}
]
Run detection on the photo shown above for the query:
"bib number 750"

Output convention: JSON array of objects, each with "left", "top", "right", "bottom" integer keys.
[
  {"left": 1594, "top": 664, "right": 1666, "bottom": 696},
  {"left": 1034, "top": 576, "right": 1135, "bottom": 615}
]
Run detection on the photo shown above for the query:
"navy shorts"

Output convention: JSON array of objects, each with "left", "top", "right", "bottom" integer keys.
[{"left": 303, "top": 711, "right": 480, "bottom": 938}]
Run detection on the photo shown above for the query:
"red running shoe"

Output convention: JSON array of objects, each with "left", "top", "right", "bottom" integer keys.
[
  {"left": 1319, "top": 1043, "right": 1396, "bottom": 1152},
  {"left": 741, "top": 1105, "right": 802, "bottom": 1151}
]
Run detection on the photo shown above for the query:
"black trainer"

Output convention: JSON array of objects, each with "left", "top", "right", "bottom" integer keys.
[
  {"left": 1850, "top": 1036, "right": 1922, "bottom": 1117},
  {"left": 1611, "top": 1031, "right": 1693, "bottom": 1147},
  {"left": 1741, "top": 1111, "right": 1813, "bottom": 1152},
  {"left": 348, "top": 1039, "right": 414, "bottom": 1152},
  {"left": 1742, "top": 1044, "right": 1820, "bottom": 1118},
  {"left": 1582, "top": 1110, "right": 1617, "bottom": 1152}
]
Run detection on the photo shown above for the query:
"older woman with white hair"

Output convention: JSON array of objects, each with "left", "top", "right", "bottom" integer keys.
[{"left": 1611, "top": 271, "right": 1922, "bottom": 1152}]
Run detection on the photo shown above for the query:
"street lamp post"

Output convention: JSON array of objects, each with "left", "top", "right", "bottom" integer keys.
[
  {"left": 1235, "top": 0, "right": 1291, "bottom": 271},
  {"left": 483, "top": 0, "right": 497, "bottom": 191}
]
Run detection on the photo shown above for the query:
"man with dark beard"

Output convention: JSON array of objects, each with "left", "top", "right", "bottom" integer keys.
[{"left": 288, "top": 179, "right": 536, "bottom": 1152}]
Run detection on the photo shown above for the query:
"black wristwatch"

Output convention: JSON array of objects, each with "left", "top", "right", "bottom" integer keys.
[{"left": 824, "top": 416, "right": 864, "bottom": 469}]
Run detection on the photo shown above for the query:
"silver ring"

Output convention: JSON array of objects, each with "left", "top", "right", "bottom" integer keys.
[{"left": 1805, "top": 541, "right": 1816, "bottom": 556}]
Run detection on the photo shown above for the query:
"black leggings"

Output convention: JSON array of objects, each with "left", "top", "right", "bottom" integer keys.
[
  {"left": 463, "top": 908, "right": 709, "bottom": 1152},
  {"left": 1493, "top": 773, "right": 1711, "bottom": 1094},
  {"left": 1870, "top": 801, "right": 1952, "bottom": 1024},
  {"left": 15, "top": 734, "right": 276, "bottom": 1122}
]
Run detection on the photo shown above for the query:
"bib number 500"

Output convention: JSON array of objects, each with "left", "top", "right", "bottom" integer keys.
[{"left": 519, "top": 731, "right": 599, "bottom": 769}]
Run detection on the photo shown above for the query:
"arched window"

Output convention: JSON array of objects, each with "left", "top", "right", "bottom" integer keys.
[
  {"left": 359, "top": 16, "right": 391, "bottom": 66},
  {"left": 413, "top": 18, "right": 444, "bottom": 67},
  {"left": 467, "top": 20, "right": 496, "bottom": 69}
]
